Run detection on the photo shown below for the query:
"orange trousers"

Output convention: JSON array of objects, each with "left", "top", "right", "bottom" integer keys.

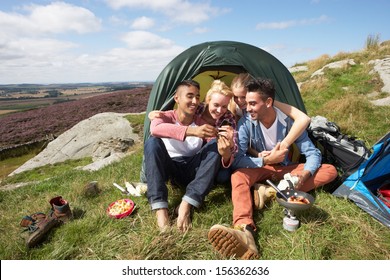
[{"left": 231, "top": 163, "right": 338, "bottom": 229}]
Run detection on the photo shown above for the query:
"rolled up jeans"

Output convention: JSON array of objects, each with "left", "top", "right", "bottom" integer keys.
[{"left": 144, "top": 136, "right": 221, "bottom": 210}]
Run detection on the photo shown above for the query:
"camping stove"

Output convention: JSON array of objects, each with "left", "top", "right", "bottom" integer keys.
[
  {"left": 283, "top": 208, "right": 300, "bottom": 231},
  {"left": 277, "top": 189, "right": 315, "bottom": 231},
  {"left": 265, "top": 180, "right": 316, "bottom": 232}
]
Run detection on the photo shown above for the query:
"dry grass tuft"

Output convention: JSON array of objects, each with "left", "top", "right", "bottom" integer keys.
[{"left": 307, "top": 54, "right": 331, "bottom": 73}]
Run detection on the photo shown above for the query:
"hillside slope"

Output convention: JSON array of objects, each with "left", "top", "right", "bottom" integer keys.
[{"left": 0, "top": 87, "right": 150, "bottom": 150}]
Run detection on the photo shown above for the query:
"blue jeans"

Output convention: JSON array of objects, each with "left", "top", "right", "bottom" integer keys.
[
  {"left": 144, "top": 136, "right": 221, "bottom": 210},
  {"left": 216, "top": 166, "right": 232, "bottom": 185}
]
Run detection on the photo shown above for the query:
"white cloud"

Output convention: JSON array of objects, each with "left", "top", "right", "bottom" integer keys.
[
  {"left": 0, "top": 2, "right": 187, "bottom": 83},
  {"left": 131, "top": 16, "right": 155, "bottom": 29},
  {"left": 256, "top": 15, "right": 329, "bottom": 30},
  {"left": 193, "top": 27, "right": 210, "bottom": 34},
  {"left": 27, "top": 2, "right": 102, "bottom": 34},
  {"left": 48, "top": 39, "right": 184, "bottom": 83},
  {"left": 109, "top": 15, "right": 131, "bottom": 26},
  {"left": 105, "top": 0, "right": 228, "bottom": 24},
  {"left": 0, "top": 37, "right": 78, "bottom": 83},
  {"left": 0, "top": 37, "right": 76, "bottom": 66},
  {"left": 0, "top": 29, "right": 185, "bottom": 83},
  {"left": 106, "top": 0, "right": 180, "bottom": 10},
  {"left": 121, "top": 31, "right": 176, "bottom": 49},
  {"left": 261, "top": 44, "right": 288, "bottom": 53},
  {"left": 0, "top": 2, "right": 105, "bottom": 83},
  {"left": 0, "top": 2, "right": 101, "bottom": 36}
]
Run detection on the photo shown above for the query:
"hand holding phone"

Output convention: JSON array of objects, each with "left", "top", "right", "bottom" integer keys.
[{"left": 220, "top": 119, "right": 231, "bottom": 127}]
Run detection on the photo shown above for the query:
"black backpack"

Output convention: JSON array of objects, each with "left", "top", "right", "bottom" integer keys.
[{"left": 308, "top": 116, "right": 371, "bottom": 178}]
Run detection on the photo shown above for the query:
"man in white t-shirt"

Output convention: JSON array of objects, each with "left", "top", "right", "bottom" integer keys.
[
  {"left": 144, "top": 80, "right": 233, "bottom": 232},
  {"left": 208, "top": 77, "right": 338, "bottom": 259}
]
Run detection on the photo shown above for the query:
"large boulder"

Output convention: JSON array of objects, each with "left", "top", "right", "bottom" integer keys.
[
  {"left": 9, "top": 112, "right": 140, "bottom": 176},
  {"left": 369, "top": 56, "right": 390, "bottom": 93}
]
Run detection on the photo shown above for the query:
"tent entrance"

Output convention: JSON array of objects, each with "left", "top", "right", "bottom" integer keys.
[{"left": 192, "top": 66, "right": 246, "bottom": 102}]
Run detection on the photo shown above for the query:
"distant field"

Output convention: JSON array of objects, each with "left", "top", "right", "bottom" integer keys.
[
  {"left": 0, "top": 110, "right": 18, "bottom": 115},
  {"left": 0, "top": 99, "right": 52, "bottom": 115},
  {"left": 0, "top": 86, "right": 151, "bottom": 150},
  {"left": 0, "top": 89, "right": 113, "bottom": 115},
  {"left": 0, "top": 83, "right": 151, "bottom": 115}
]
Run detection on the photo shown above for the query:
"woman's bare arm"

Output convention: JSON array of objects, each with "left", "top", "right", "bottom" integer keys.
[{"left": 274, "top": 100, "right": 311, "bottom": 149}]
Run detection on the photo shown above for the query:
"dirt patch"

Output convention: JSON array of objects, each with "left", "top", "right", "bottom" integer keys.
[{"left": 0, "top": 110, "right": 18, "bottom": 115}]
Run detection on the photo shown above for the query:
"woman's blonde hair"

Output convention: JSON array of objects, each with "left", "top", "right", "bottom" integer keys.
[
  {"left": 205, "top": 80, "right": 235, "bottom": 113},
  {"left": 231, "top": 73, "right": 252, "bottom": 90}
]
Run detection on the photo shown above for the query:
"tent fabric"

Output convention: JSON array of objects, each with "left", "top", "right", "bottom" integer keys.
[
  {"left": 333, "top": 132, "right": 390, "bottom": 228},
  {"left": 142, "top": 41, "right": 306, "bottom": 144}
]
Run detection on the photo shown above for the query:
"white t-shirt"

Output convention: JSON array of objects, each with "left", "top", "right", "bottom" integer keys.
[
  {"left": 260, "top": 108, "right": 286, "bottom": 151},
  {"left": 162, "top": 122, "right": 203, "bottom": 158}
]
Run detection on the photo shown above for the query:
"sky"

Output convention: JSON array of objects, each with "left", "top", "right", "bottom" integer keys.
[{"left": 0, "top": 0, "right": 389, "bottom": 84}]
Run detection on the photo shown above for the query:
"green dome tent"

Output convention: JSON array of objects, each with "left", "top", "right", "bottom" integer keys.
[
  {"left": 141, "top": 40, "right": 306, "bottom": 181},
  {"left": 143, "top": 40, "right": 306, "bottom": 143}
]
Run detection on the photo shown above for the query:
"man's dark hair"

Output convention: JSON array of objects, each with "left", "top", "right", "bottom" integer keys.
[
  {"left": 177, "top": 80, "right": 200, "bottom": 90},
  {"left": 245, "top": 77, "right": 275, "bottom": 101}
]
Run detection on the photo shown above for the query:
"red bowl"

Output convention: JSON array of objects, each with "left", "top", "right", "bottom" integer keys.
[{"left": 107, "top": 198, "right": 135, "bottom": 219}]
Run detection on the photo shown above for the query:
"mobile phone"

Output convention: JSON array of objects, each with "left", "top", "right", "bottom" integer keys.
[{"left": 220, "top": 120, "right": 231, "bottom": 127}]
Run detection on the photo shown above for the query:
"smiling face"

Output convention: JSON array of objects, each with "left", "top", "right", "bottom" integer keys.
[
  {"left": 231, "top": 73, "right": 252, "bottom": 110},
  {"left": 208, "top": 92, "right": 231, "bottom": 120},
  {"left": 245, "top": 91, "right": 271, "bottom": 121},
  {"left": 204, "top": 80, "right": 233, "bottom": 121},
  {"left": 174, "top": 84, "right": 200, "bottom": 121},
  {"left": 232, "top": 86, "right": 247, "bottom": 110}
]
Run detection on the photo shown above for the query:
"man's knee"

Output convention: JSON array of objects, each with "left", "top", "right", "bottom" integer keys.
[
  {"left": 145, "top": 136, "right": 164, "bottom": 154},
  {"left": 324, "top": 164, "right": 338, "bottom": 181},
  {"left": 231, "top": 170, "right": 248, "bottom": 187}
]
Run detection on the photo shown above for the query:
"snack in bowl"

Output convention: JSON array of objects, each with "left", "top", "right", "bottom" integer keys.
[
  {"left": 107, "top": 199, "right": 135, "bottom": 219},
  {"left": 287, "top": 195, "right": 310, "bottom": 205}
]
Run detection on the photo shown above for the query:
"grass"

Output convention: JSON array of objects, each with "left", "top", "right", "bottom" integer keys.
[
  {"left": 1, "top": 146, "right": 390, "bottom": 260},
  {"left": 1, "top": 113, "right": 390, "bottom": 260},
  {"left": 1, "top": 37, "right": 390, "bottom": 260},
  {"left": 297, "top": 42, "right": 390, "bottom": 146},
  {"left": 365, "top": 34, "right": 381, "bottom": 51}
]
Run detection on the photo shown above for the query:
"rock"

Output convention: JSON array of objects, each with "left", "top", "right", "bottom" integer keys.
[
  {"left": 370, "top": 95, "right": 390, "bottom": 106},
  {"left": 80, "top": 153, "right": 129, "bottom": 172},
  {"left": 369, "top": 56, "right": 390, "bottom": 93},
  {"left": 9, "top": 112, "right": 139, "bottom": 176},
  {"left": 91, "top": 137, "right": 134, "bottom": 161},
  {"left": 311, "top": 59, "right": 356, "bottom": 77},
  {"left": 289, "top": 65, "right": 308, "bottom": 73},
  {"left": 83, "top": 181, "right": 101, "bottom": 197}
]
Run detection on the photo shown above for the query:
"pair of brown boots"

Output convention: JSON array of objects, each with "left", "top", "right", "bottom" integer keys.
[{"left": 20, "top": 196, "right": 72, "bottom": 248}]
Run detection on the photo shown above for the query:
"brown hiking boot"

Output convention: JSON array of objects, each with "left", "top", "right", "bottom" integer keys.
[
  {"left": 25, "top": 217, "right": 60, "bottom": 248},
  {"left": 21, "top": 213, "right": 60, "bottom": 248},
  {"left": 208, "top": 224, "right": 259, "bottom": 260},
  {"left": 20, "top": 212, "right": 46, "bottom": 227},
  {"left": 49, "top": 196, "right": 73, "bottom": 223},
  {"left": 253, "top": 183, "right": 276, "bottom": 210}
]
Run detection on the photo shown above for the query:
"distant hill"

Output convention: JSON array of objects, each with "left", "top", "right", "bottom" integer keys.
[{"left": 0, "top": 87, "right": 151, "bottom": 150}]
